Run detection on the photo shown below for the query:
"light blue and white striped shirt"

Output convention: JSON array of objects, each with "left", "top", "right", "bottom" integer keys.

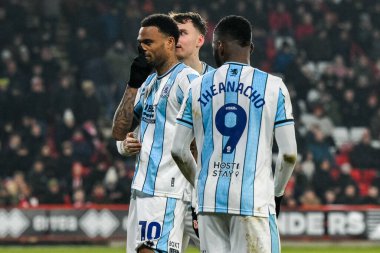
[
  {"left": 176, "top": 62, "right": 294, "bottom": 216},
  {"left": 132, "top": 62, "right": 199, "bottom": 199}
]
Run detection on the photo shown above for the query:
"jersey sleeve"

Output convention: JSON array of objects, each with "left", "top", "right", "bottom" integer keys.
[
  {"left": 274, "top": 80, "right": 294, "bottom": 128},
  {"left": 176, "top": 86, "right": 193, "bottom": 129},
  {"left": 133, "top": 74, "right": 155, "bottom": 121},
  {"left": 176, "top": 72, "right": 199, "bottom": 105}
]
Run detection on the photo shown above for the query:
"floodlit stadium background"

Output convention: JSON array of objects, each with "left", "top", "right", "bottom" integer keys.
[{"left": 1, "top": 0, "right": 380, "bottom": 251}]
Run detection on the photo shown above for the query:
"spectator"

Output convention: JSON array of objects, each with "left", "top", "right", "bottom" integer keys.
[
  {"left": 341, "top": 89, "right": 361, "bottom": 127},
  {"left": 89, "top": 183, "right": 109, "bottom": 204},
  {"left": 301, "top": 152, "right": 316, "bottom": 181},
  {"left": 312, "top": 159, "right": 335, "bottom": 200},
  {"left": 268, "top": 2, "right": 293, "bottom": 35},
  {"left": 295, "top": 12, "right": 315, "bottom": 42},
  {"left": 323, "top": 189, "right": 337, "bottom": 205},
  {"left": 306, "top": 126, "right": 334, "bottom": 164},
  {"left": 361, "top": 186, "right": 380, "bottom": 205},
  {"left": 25, "top": 77, "right": 50, "bottom": 122},
  {"left": 350, "top": 129, "right": 379, "bottom": 169},
  {"left": 41, "top": 178, "right": 65, "bottom": 204},
  {"left": 335, "top": 163, "right": 358, "bottom": 193},
  {"left": 28, "top": 160, "right": 48, "bottom": 202},
  {"left": 75, "top": 80, "right": 100, "bottom": 124},
  {"left": 56, "top": 109, "right": 76, "bottom": 145},
  {"left": 56, "top": 141, "right": 74, "bottom": 185},
  {"left": 70, "top": 162, "right": 89, "bottom": 195},
  {"left": 72, "top": 188, "right": 87, "bottom": 208},
  {"left": 2, "top": 132, "right": 22, "bottom": 177},
  {"left": 293, "top": 164, "right": 309, "bottom": 201},
  {"left": 71, "top": 128, "right": 93, "bottom": 164},
  {"left": 301, "top": 103, "right": 335, "bottom": 141},
  {"left": 273, "top": 41, "right": 294, "bottom": 73},
  {"left": 300, "top": 189, "right": 321, "bottom": 206},
  {"left": 68, "top": 27, "right": 95, "bottom": 72},
  {"left": 337, "top": 184, "right": 362, "bottom": 204},
  {"left": 52, "top": 74, "right": 77, "bottom": 120}
]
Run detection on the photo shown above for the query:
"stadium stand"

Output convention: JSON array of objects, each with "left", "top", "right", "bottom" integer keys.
[{"left": 1, "top": 0, "right": 380, "bottom": 207}]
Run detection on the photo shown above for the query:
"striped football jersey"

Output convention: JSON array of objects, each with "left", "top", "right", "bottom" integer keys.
[
  {"left": 132, "top": 62, "right": 199, "bottom": 199},
  {"left": 176, "top": 62, "right": 294, "bottom": 217},
  {"left": 202, "top": 62, "right": 214, "bottom": 75}
]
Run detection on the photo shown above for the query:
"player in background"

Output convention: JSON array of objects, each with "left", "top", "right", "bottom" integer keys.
[
  {"left": 169, "top": 11, "right": 214, "bottom": 251},
  {"left": 117, "top": 12, "right": 214, "bottom": 252},
  {"left": 172, "top": 15, "right": 297, "bottom": 253},
  {"left": 112, "top": 14, "right": 199, "bottom": 253},
  {"left": 169, "top": 12, "right": 214, "bottom": 75}
]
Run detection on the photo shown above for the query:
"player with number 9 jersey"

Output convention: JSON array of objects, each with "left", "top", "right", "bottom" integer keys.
[{"left": 176, "top": 62, "right": 294, "bottom": 217}]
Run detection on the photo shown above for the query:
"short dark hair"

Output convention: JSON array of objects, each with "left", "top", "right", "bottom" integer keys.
[
  {"left": 141, "top": 14, "right": 180, "bottom": 43},
  {"left": 169, "top": 12, "right": 208, "bottom": 36},
  {"left": 214, "top": 15, "right": 252, "bottom": 47}
]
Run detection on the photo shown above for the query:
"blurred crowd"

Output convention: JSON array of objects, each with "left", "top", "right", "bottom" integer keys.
[{"left": 1, "top": 0, "right": 380, "bottom": 207}]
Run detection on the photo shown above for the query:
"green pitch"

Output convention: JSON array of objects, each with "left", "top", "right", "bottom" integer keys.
[{"left": 1, "top": 246, "right": 380, "bottom": 253}]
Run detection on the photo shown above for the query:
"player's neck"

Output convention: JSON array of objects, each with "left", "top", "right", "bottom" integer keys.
[
  {"left": 224, "top": 55, "right": 250, "bottom": 65},
  {"left": 224, "top": 46, "right": 251, "bottom": 65},
  {"left": 183, "top": 55, "right": 203, "bottom": 74},
  {"left": 156, "top": 56, "right": 179, "bottom": 76}
]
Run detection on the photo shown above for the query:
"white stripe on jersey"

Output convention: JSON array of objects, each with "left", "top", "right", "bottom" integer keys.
[
  {"left": 176, "top": 62, "right": 294, "bottom": 216},
  {"left": 132, "top": 62, "right": 199, "bottom": 199}
]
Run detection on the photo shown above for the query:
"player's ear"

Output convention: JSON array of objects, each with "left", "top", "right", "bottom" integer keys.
[
  {"left": 167, "top": 36, "right": 176, "bottom": 50},
  {"left": 197, "top": 34, "right": 205, "bottom": 48},
  {"left": 250, "top": 42, "right": 254, "bottom": 54},
  {"left": 218, "top": 41, "right": 225, "bottom": 57}
]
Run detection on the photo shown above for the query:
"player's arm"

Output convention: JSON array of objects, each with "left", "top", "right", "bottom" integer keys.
[
  {"left": 112, "top": 87, "right": 139, "bottom": 140},
  {"left": 171, "top": 124, "right": 197, "bottom": 186},
  {"left": 176, "top": 72, "right": 199, "bottom": 161},
  {"left": 273, "top": 80, "right": 297, "bottom": 217},
  {"left": 172, "top": 82, "right": 197, "bottom": 186},
  {"left": 274, "top": 124, "right": 297, "bottom": 198},
  {"left": 111, "top": 47, "right": 153, "bottom": 140}
]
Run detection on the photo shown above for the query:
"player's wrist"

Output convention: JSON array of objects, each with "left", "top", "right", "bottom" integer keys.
[{"left": 116, "top": 141, "right": 127, "bottom": 156}]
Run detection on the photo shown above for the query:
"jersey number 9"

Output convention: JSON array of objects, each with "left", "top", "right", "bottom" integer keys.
[{"left": 215, "top": 103, "right": 247, "bottom": 154}]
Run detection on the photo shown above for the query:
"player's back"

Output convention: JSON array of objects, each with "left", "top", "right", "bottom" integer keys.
[{"left": 189, "top": 62, "right": 294, "bottom": 217}]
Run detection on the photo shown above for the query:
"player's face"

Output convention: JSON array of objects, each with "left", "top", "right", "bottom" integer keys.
[
  {"left": 175, "top": 21, "right": 204, "bottom": 60},
  {"left": 137, "top": 26, "right": 173, "bottom": 68},
  {"left": 212, "top": 33, "right": 223, "bottom": 67}
]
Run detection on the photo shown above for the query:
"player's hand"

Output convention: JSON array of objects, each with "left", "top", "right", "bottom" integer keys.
[
  {"left": 128, "top": 46, "right": 153, "bottom": 88},
  {"left": 191, "top": 207, "right": 199, "bottom": 238},
  {"left": 122, "top": 132, "right": 142, "bottom": 156},
  {"left": 275, "top": 195, "right": 283, "bottom": 218}
]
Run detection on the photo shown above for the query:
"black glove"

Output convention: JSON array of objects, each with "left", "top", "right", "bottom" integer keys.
[
  {"left": 275, "top": 195, "right": 283, "bottom": 218},
  {"left": 191, "top": 207, "right": 199, "bottom": 238},
  {"left": 128, "top": 46, "right": 153, "bottom": 88}
]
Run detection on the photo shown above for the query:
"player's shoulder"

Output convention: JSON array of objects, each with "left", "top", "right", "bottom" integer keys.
[
  {"left": 144, "top": 72, "right": 157, "bottom": 84},
  {"left": 175, "top": 63, "right": 199, "bottom": 83},
  {"left": 252, "top": 67, "right": 285, "bottom": 88},
  {"left": 140, "top": 73, "right": 157, "bottom": 92},
  {"left": 179, "top": 63, "right": 200, "bottom": 76},
  {"left": 192, "top": 67, "right": 217, "bottom": 85}
]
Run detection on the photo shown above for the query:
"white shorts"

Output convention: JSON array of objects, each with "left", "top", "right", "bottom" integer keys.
[
  {"left": 127, "top": 190, "right": 187, "bottom": 253},
  {"left": 126, "top": 192, "right": 137, "bottom": 253},
  {"left": 198, "top": 213, "right": 280, "bottom": 253}
]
